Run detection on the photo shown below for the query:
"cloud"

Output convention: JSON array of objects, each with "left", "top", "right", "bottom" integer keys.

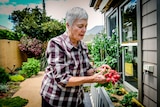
[
  {"left": 0, "top": 3, "right": 42, "bottom": 15},
  {"left": 27, "top": 3, "right": 42, "bottom": 9},
  {"left": 0, "top": 0, "right": 9, "bottom": 3},
  {"left": 0, "top": 4, "right": 27, "bottom": 15}
]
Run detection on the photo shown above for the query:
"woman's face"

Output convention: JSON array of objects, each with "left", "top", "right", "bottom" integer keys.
[{"left": 67, "top": 19, "right": 88, "bottom": 43}]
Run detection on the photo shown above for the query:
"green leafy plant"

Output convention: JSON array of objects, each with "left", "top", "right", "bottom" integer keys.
[
  {"left": 103, "top": 83, "right": 142, "bottom": 107},
  {"left": 19, "top": 58, "right": 40, "bottom": 78},
  {"left": 125, "top": 52, "right": 133, "bottom": 63},
  {"left": 120, "top": 91, "right": 138, "bottom": 106},
  {"left": 0, "top": 67, "right": 10, "bottom": 84},
  {"left": 9, "top": 6, "right": 66, "bottom": 41},
  {"left": 106, "top": 83, "right": 125, "bottom": 94},
  {"left": 83, "top": 86, "right": 91, "bottom": 92},
  {"left": 86, "top": 42, "right": 92, "bottom": 55},
  {"left": 91, "top": 32, "right": 121, "bottom": 70},
  {"left": 110, "top": 96, "right": 119, "bottom": 102},
  {"left": 9, "top": 74, "right": 25, "bottom": 82},
  {"left": 0, "top": 29, "right": 24, "bottom": 41},
  {"left": 0, "top": 96, "right": 28, "bottom": 107}
]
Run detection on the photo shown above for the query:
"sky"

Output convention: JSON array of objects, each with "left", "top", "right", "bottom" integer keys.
[{"left": 0, "top": 0, "right": 104, "bottom": 30}]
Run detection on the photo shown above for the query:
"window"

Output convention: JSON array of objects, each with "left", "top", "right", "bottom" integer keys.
[
  {"left": 107, "top": 9, "right": 118, "bottom": 37},
  {"left": 107, "top": 9, "right": 123, "bottom": 80},
  {"left": 120, "top": 0, "right": 138, "bottom": 90},
  {"left": 106, "top": 0, "right": 138, "bottom": 91},
  {"left": 124, "top": 46, "right": 137, "bottom": 88}
]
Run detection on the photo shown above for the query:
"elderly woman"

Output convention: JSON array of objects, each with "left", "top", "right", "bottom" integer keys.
[{"left": 40, "top": 7, "right": 111, "bottom": 107}]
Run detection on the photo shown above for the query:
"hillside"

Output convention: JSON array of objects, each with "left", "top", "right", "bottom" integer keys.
[{"left": 83, "top": 25, "right": 104, "bottom": 43}]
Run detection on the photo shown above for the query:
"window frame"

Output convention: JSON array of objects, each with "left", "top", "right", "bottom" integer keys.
[
  {"left": 119, "top": 0, "right": 138, "bottom": 92},
  {"left": 106, "top": 8, "right": 119, "bottom": 37}
]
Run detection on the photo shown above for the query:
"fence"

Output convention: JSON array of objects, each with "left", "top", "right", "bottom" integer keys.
[{"left": 0, "top": 39, "right": 27, "bottom": 72}]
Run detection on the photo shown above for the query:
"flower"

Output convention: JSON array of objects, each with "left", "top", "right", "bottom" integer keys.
[{"left": 19, "top": 36, "right": 43, "bottom": 57}]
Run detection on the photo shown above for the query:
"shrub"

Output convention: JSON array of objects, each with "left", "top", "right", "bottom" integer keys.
[
  {"left": 9, "top": 75, "right": 25, "bottom": 82},
  {"left": 18, "top": 36, "right": 43, "bottom": 58},
  {"left": 0, "top": 96, "right": 28, "bottom": 107},
  {"left": 19, "top": 58, "right": 40, "bottom": 78},
  {"left": 91, "top": 33, "right": 121, "bottom": 70},
  {"left": 87, "top": 42, "right": 92, "bottom": 55},
  {"left": 0, "top": 29, "right": 24, "bottom": 40},
  {"left": 0, "top": 84, "right": 8, "bottom": 93},
  {"left": 0, "top": 67, "right": 10, "bottom": 84}
]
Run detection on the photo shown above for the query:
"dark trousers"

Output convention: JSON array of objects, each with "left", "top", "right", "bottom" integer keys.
[
  {"left": 42, "top": 97, "right": 85, "bottom": 107},
  {"left": 42, "top": 97, "right": 53, "bottom": 107}
]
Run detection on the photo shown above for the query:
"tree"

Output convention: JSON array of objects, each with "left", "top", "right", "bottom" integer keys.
[{"left": 9, "top": 6, "right": 65, "bottom": 41}]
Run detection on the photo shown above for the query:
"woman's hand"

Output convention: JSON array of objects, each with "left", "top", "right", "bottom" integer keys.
[
  {"left": 92, "top": 72, "right": 106, "bottom": 84},
  {"left": 101, "top": 64, "right": 111, "bottom": 70},
  {"left": 96, "top": 64, "right": 111, "bottom": 74},
  {"left": 91, "top": 64, "right": 111, "bottom": 84}
]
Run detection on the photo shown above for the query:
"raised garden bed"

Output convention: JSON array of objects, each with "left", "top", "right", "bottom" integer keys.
[{"left": 90, "top": 83, "right": 144, "bottom": 107}]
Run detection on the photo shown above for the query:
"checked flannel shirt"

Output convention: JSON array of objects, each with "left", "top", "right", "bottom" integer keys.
[{"left": 40, "top": 33, "right": 92, "bottom": 107}]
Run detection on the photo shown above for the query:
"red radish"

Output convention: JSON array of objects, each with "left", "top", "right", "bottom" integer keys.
[
  {"left": 108, "top": 73, "right": 112, "bottom": 77},
  {"left": 104, "top": 73, "right": 109, "bottom": 78},
  {"left": 104, "top": 69, "right": 120, "bottom": 85},
  {"left": 106, "top": 78, "right": 111, "bottom": 82}
]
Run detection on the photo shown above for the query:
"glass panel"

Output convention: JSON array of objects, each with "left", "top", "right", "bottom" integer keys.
[
  {"left": 108, "top": 11, "right": 117, "bottom": 37},
  {"left": 124, "top": 46, "right": 138, "bottom": 88},
  {"left": 107, "top": 10, "right": 123, "bottom": 75},
  {"left": 121, "top": 0, "right": 137, "bottom": 43}
]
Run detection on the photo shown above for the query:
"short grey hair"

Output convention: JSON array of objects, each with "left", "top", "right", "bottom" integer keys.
[{"left": 65, "top": 7, "right": 88, "bottom": 26}]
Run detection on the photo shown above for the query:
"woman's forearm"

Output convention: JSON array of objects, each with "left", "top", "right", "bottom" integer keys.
[{"left": 66, "top": 76, "right": 94, "bottom": 87}]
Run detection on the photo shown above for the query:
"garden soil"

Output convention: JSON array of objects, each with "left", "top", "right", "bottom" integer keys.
[{"left": 13, "top": 71, "right": 44, "bottom": 107}]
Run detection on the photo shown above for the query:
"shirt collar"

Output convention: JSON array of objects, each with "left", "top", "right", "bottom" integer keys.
[{"left": 62, "top": 32, "right": 87, "bottom": 51}]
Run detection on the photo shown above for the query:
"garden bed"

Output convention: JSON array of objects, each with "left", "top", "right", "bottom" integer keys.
[
  {"left": 0, "top": 81, "right": 28, "bottom": 107},
  {"left": 0, "top": 82, "right": 21, "bottom": 99},
  {"left": 90, "top": 83, "right": 144, "bottom": 107}
]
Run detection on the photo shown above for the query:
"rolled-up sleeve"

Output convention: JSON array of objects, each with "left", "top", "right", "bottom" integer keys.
[{"left": 46, "top": 40, "right": 71, "bottom": 88}]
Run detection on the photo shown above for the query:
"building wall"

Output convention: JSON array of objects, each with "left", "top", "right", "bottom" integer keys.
[
  {"left": 142, "top": 0, "right": 157, "bottom": 106},
  {"left": 89, "top": 0, "right": 159, "bottom": 106}
]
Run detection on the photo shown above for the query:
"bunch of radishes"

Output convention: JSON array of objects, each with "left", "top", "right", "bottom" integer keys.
[{"left": 104, "top": 69, "right": 120, "bottom": 84}]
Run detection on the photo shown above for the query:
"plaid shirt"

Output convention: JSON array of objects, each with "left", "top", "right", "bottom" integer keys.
[{"left": 40, "top": 33, "right": 92, "bottom": 107}]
